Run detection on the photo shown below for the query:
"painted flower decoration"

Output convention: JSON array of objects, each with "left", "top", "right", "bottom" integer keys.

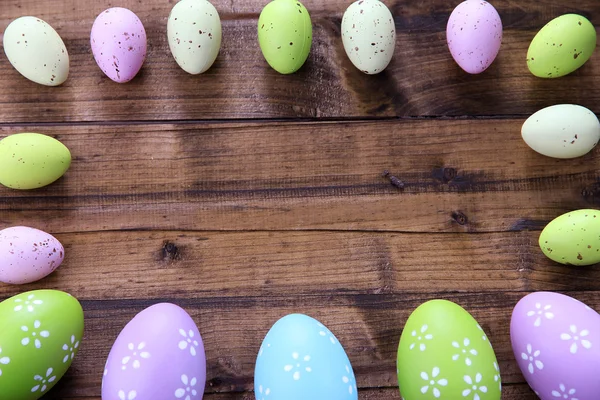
[
  {"left": 118, "top": 390, "right": 137, "bottom": 400},
  {"left": 14, "top": 294, "right": 43, "bottom": 312},
  {"left": 493, "top": 362, "right": 501, "bottom": 391},
  {"left": 31, "top": 368, "right": 56, "bottom": 394},
  {"left": 178, "top": 329, "right": 200, "bottom": 356},
  {"left": 526, "top": 303, "right": 554, "bottom": 327},
  {"left": 420, "top": 366, "right": 448, "bottom": 398},
  {"left": 62, "top": 335, "right": 80, "bottom": 363},
  {"left": 283, "top": 352, "right": 312, "bottom": 381},
  {"left": 552, "top": 384, "right": 578, "bottom": 400},
  {"left": 21, "top": 320, "right": 50, "bottom": 348},
  {"left": 560, "top": 325, "right": 592, "bottom": 354},
  {"left": 409, "top": 324, "right": 433, "bottom": 351},
  {"left": 462, "top": 373, "right": 487, "bottom": 400},
  {"left": 452, "top": 337, "right": 478, "bottom": 366},
  {"left": 257, "top": 384, "right": 271, "bottom": 400},
  {"left": 342, "top": 364, "right": 357, "bottom": 395},
  {"left": 0, "top": 347, "right": 10, "bottom": 376},
  {"left": 175, "top": 374, "right": 199, "bottom": 400},
  {"left": 121, "top": 342, "right": 150, "bottom": 370},
  {"left": 520, "top": 344, "right": 543, "bottom": 374}
]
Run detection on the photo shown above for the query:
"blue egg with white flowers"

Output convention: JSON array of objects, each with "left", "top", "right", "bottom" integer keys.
[{"left": 254, "top": 313, "right": 358, "bottom": 400}]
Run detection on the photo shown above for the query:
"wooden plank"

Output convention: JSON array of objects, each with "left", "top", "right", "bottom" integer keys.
[
  {"left": 41, "top": 384, "right": 539, "bottom": 400},
  {"left": 19, "top": 292, "right": 600, "bottom": 398},
  {"left": 0, "top": 1, "right": 599, "bottom": 122},
  {"left": 1, "top": 230, "right": 600, "bottom": 302},
  {"left": 1, "top": 120, "right": 597, "bottom": 233}
]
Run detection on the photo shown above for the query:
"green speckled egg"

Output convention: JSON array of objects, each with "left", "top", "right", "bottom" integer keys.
[
  {"left": 397, "top": 300, "right": 501, "bottom": 400},
  {"left": 539, "top": 209, "right": 600, "bottom": 266},
  {"left": 0, "top": 133, "right": 71, "bottom": 190},
  {"left": 527, "top": 14, "right": 596, "bottom": 78},
  {"left": 258, "top": 0, "right": 312, "bottom": 74},
  {"left": 0, "top": 290, "right": 84, "bottom": 400}
]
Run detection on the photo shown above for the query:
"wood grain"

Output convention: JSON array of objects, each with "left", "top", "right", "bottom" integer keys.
[
  {"left": 1, "top": 120, "right": 598, "bottom": 233},
  {"left": 0, "top": 0, "right": 599, "bottom": 122}
]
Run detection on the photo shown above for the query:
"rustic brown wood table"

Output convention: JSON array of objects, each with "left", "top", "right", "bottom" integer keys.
[{"left": 1, "top": 0, "right": 599, "bottom": 399}]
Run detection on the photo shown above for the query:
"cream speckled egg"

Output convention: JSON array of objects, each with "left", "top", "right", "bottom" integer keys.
[
  {"left": 3, "top": 17, "right": 69, "bottom": 86},
  {"left": 341, "top": 0, "right": 396, "bottom": 74},
  {"left": 168, "top": 0, "right": 222, "bottom": 74}
]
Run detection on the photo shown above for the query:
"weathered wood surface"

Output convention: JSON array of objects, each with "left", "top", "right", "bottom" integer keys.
[
  {"left": 1, "top": 120, "right": 598, "bottom": 233},
  {"left": 0, "top": 0, "right": 599, "bottom": 122}
]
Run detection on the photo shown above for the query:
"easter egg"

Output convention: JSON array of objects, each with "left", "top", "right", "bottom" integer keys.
[
  {"left": 539, "top": 209, "right": 600, "bottom": 266},
  {"left": 0, "top": 226, "right": 64, "bottom": 284},
  {"left": 91, "top": 7, "right": 147, "bottom": 83},
  {"left": 167, "top": 0, "right": 222, "bottom": 74},
  {"left": 341, "top": 0, "right": 396, "bottom": 74},
  {"left": 0, "top": 290, "right": 84, "bottom": 400},
  {"left": 397, "top": 300, "right": 501, "bottom": 400},
  {"left": 527, "top": 14, "right": 596, "bottom": 78},
  {"left": 254, "top": 314, "right": 358, "bottom": 400},
  {"left": 258, "top": 0, "right": 313, "bottom": 74},
  {"left": 102, "top": 303, "right": 206, "bottom": 400},
  {"left": 522, "top": 104, "right": 600, "bottom": 159},
  {"left": 0, "top": 133, "right": 71, "bottom": 190},
  {"left": 511, "top": 292, "right": 600, "bottom": 399},
  {"left": 3, "top": 16, "right": 69, "bottom": 86},
  {"left": 446, "top": 0, "right": 503, "bottom": 74}
]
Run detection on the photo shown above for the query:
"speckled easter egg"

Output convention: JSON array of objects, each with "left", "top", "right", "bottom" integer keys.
[
  {"left": 258, "top": 0, "right": 313, "bottom": 74},
  {"left": 0, "top": 290, "right": 84, "bottom": 400},
  {"left": 0, "top": 226, "right": 64, "bottom": 284},
  {"left": 168, "top": 0, "right": 222, "bottom": 74},
  {"left": 255, "top": 314, "right": 358, "bottom": 400},
  {"left": 447, "top": 0, "right": 503, "bottom": 74},
  {"left": 0, "top": 133, "right": 71, "bottom": 190},
  {"left": 341, "top": 0, "right": 396, "bottom": 74},
  {"left": 91, "top": 8, "right": 147, "bottom": 83},
  {"left": 3, "top": 16, "right": 69, "bottom": 86},
  {"left": 102, "top": 303, "right": 206, "bottom": 400},
  {"left": 511, "top": 292, "right": 600, "bottom": 399},
  {"left": 539, "top": 209, "right": 600, "bottom": 266},
  {"left": 522, "top": 104, "right": 600, "bottom": 159},
  {"left": 397, "top": 300, "right": 501, "bottom": 400},
  {"left": 527, "top": 14, "right": 597, "bottom": 78}
]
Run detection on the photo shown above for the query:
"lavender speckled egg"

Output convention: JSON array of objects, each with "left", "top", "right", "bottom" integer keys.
[
  {"left": 447, "top": 0, "right": 502, "bottom": 74},
  {"left": 511, "top": 292, "right": 600, "bottom": 399},
  {"left": 0, "top": 226, "right": 64, "bottom": 284},
  {"left": 91, "top": 8, "right": 147, "bottom": 83},
  {"left": 102, "top": 303, "right": 206, "bottom": 400}
]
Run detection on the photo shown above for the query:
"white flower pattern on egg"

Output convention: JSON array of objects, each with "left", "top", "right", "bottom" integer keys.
[
  {"left": 175, "top": 374, "right": 198, "bottom": 400},
  {"left": 419, "top": 366, "right": 448, "bottom": 398},
  {"left": 461, "top": 373, "right": 488, "bottom": 400},
  {"left": 14, "top": 294, "right": 43, "bottom": 312},
  {"left": 521, "top": 344, "right": 544, "bottom": 374},
  {"left": 409, "top": 324, "right": 433, "bottom": 351},
  {"left": 31, "top": 368, "right": 56, "bottom": 393},
  {"left": 493, "top": 362, "right": 501, "bottom": 391},
  {"left": 283, "top": 352, "right": 312, "bottom": 381},
  {"left": 21, "top": 320, "right": 50, "bottom": 348},
  {"left": 342, "top": 364, "right": 357, "bottom": 395},
  {"left": 551, "top": 384, "right": 578, "bottom": 400},
  {"left": 0, "top": 347, "right": 10, "bottom": 376},
  {"left": 62, "top": 334, "right": 80, "bottom": 363},
  {"left": 560, "top": 325, "right": 592, "bottom": 354},
  {"left": 317, "top": 322, "right": 337, "bottom": 345},
  {"left": 257, "top": 384, "right": 271, "bottom": 399},
  {"left": 526, "top": 303, "right": 554, "bottom": 327},
  {"left": 118, "top": 390, "right": 137, "bottom": 400},
  {"left": 121, "top": 342, "right": 150, "bottom": 370},
  {"left": 452, "top": 338, "right": 478, "bottom": 366},
  {"left": 178, "top": 329, "right": 200, "bottom": 356}
]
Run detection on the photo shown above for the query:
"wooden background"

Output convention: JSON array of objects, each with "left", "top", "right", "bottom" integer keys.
[{"left": 1, "top": 0, "right": 600, "bottom": 398}]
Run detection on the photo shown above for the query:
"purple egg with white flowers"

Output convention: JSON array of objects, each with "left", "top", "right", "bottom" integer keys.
[
  {"left": 102, "top": 303, "right": 206, "bottom": 400},
  {"left": 510, "top": 292, "right": 600, "bottom": 399}
]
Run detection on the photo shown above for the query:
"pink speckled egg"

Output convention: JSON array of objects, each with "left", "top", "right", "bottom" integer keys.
[
  {"left": 91, "top": 7, "right": 147, "bottom": 83},
  {"left": 511, "top": 292, "right": 600, "bottom": 400},
  {"left": 102, "top": 303, "right": 206, "bottom": 400},
  {"left": 446, "top": 0, "right": 502, "bottom": 74},
  {"left": 0, "top": 226, "right": 64, "bottom": 284}
]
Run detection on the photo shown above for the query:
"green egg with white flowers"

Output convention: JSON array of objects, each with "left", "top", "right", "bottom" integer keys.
[
  {"left": 258, "top": 0, "right": 312, "bottom": 74},
  {"left": 397, "top": 300, "right": 501, "bottom": 400},
  {"left": 539, "top": 209, "right": 600, "bottom": 266},
  {"left": 527, "top": 14, "right": 597, "bottom": 78},
  {"left": 0, "top": 133, "right": 71, "bottom": 190},
  {"left": 0, "top": 290, "right": 84, "bottom": 400}
]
